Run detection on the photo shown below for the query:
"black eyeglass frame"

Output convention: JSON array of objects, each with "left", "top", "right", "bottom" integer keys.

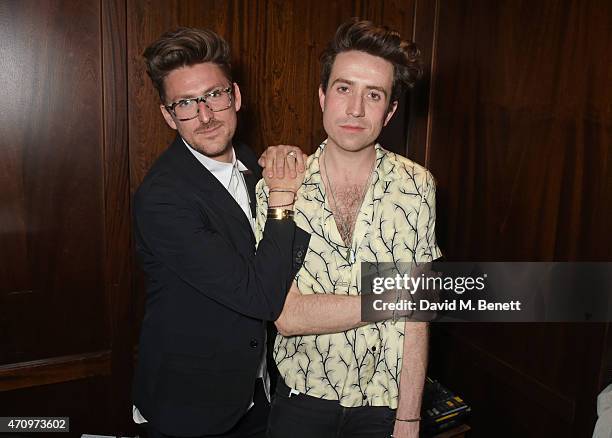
[{"left": 164, "top": 86, "right": 233, "bottom": 121}]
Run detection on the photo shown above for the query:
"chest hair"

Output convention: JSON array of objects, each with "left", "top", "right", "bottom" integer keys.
[{"left": 329, "top": 183, "right": 367, "bottom": 245}]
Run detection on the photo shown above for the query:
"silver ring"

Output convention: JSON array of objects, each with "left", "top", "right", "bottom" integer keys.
[{"left": 286, "top": 151, "right": 297, "bottom": 160}]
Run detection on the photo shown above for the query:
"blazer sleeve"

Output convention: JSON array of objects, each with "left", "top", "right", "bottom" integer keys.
[{"left": 134, "top": 178, "right": 310, "bottom": 321}]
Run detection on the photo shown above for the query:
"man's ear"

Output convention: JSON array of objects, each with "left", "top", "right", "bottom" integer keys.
[
  {"left": 383, "top": 100, "right": 399, "bottom": 126},
  {"left": 318, "top": 86, "right": 326, "bottom": 112},
  {"left": 160, "top": 104, "right": 178, "bottom": 130},
  {"left": 233, "top": 82, "right": 242, "bottom": 112}
]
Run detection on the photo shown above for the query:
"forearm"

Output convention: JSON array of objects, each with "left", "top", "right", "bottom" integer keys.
[
  {"left": 275, "top": 282, "right": 366, "bottom": 336},
  {"left": 396, "top": 322, "right": 428, "bottom": 419},
  {"left": 396, "top": 263, "right": 434, "bottom": 418}
]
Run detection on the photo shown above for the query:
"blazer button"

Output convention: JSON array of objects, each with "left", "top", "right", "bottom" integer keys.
[{"left": 250, "top": 338, "right": 258, "bottom": 348}]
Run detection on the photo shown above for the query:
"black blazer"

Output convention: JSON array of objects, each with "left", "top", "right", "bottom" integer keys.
[{"left": 132, "top": 136, "right": 309, "bottom": 436}]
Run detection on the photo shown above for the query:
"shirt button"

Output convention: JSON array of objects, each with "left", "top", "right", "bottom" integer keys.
[
  {"left": 250, "top": 338, "right": 258, "bottom": 348},
  {"left": 362, "top": 394, "right": 367, "bottom": 400},
  {"left": 371, "top": 346, "right": 377, "bottom": 352}
]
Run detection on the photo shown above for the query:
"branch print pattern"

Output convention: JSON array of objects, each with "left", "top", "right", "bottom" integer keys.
[{"left": 255, "top": 141, "right": 441, "bottom": 408}]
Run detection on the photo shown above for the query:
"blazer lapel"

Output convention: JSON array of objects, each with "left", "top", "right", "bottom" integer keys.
[
  {"left": 166, "top": 137, "right": 255, "bottom": 238},
  {"left": 242, "top": 170, "right": 258, "bottom": 219},
  {"left": 235, "top": 142, "right": 262, "bottom": 220}
]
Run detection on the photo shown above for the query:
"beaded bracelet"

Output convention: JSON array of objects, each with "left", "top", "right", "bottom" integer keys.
[
  {"left": 269, "top": 188, "right": 297, "bottom": 203},
  {"left": 269, "top": 189, "right": 295, "bottom": 194},
  {"left": 396, "top": 417, "right": 421, "bottom": 422},
  {"left": 268, "top": 202, "right": 295, "bottom": 209}
]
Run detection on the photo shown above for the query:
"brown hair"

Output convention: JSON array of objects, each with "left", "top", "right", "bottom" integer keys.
[
  {"left": 143, "top": 27, "right": 232, "bottom": 102},
  {"left": 320, "top": 19, "right": 422, "bottom": 102}
]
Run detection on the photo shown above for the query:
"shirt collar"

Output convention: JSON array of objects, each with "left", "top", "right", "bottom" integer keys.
[
  {"left": 301, "top": 139, "right": 392, "bottom": 195},
  {"left": 182, "top": 137, "right": 249, "bottom": 187}
]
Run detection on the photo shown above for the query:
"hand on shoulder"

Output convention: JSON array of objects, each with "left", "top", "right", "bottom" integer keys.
[{"left": 260, "top": 144, "right": 307, "bottom": 192}]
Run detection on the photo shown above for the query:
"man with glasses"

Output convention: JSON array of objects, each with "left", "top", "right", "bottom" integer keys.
[{"left": 132, "top": 27, "right": 309, "bottom": 438}]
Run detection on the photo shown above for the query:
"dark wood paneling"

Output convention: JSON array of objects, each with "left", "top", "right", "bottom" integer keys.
[
  {"left": 126, "top": 0, "right": 178, "bottom": 192},
  {"left": 0, "top": 350, "right": 110, "bottom": 391},
  {"left": 1, "top": 0, "right": 135, "bottom": 435},
  {"left": 0, "top": 376, "right": 114, "bottom": 437},
  {"left": 0, "top": 0, "right": 107, "bottom": 364},
  {"left": 408, "top": 0, "right": 439, "bottom": 163},
  {"left": 427, "top": 0, "right": 612, "bottom": 262},
  {"left": 101, "top": 0, "right": 135, "bottom": 433},
  {"left": 418, "top": 0, "right": 612, "bottom": 436}
]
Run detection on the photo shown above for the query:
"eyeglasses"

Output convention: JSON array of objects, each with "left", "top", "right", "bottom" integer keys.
[{"left": 165, "top": 86, "right": 233, "bottom": 121}]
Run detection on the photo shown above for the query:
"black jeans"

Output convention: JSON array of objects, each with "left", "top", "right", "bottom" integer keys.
[
  {"left": 267, "top": 378, "right": 396, "bottom": 438},
  {"left": 147, "top": 378, "right": 269, "bottom": 438}
]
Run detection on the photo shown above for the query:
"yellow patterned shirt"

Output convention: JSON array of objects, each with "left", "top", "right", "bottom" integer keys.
[{"left": 255, "top": 141, "right": 442, "bottom": 408}]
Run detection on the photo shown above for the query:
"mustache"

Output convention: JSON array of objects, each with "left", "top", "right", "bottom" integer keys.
[{"left": 195, "top": 119, "right": 223, "bottom": 133}]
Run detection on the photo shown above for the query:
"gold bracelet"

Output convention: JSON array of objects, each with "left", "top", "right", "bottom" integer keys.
[
  {"left": 267, "top": 208, "right": 294, "bottom": 216},
  {"left": 267, "top": 208, "right": 294, "bottom": 220}
]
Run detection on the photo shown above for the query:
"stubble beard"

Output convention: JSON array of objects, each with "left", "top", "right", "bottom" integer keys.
[{"left": 190, "top": 119, "right": 233, "bottom": 159}]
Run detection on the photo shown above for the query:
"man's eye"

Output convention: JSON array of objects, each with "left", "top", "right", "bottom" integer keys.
[
  {"left": 208, "top": 90, "right": 223, "bottom": 98},
  {"left": 368, "top": 91, "right": 382, "bottom": 101},
  {"left": 177, "top": 100, "right": 193, "bottom": 108},
  {"left": 336, "top": 85, "right": 350, "bottom": 93}
]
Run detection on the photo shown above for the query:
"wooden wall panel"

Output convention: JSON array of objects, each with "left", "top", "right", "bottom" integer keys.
[
  {"left": 408, "top": 0, "right": 439, "bottom": 165},
  {"left": 126, "top": 0, "right": 178, "bottom": 192},
  {"left": 0, "top": 0, "right": 107, "bottom": 365},
  {"left": 101, "top": 0, "right": 134, "bottom": 432},
  {"left": 414, "top": 0, "right": 612, "bottom": 436},
  {"left": 0, "top": 0, "right": 134, "bottom": 435},
  {"left": 0, "top": 350, "right": 110, "bottom": 392},
  {"left": 423, "top": 0, "right": 612, "bottom": 262},
  {"left": 1, "top": 376, "right": 114, "bottom": 436}
]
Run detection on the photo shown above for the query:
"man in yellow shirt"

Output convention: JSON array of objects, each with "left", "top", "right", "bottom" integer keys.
[{"left": 256, "top": 19, "right": 442, "bottom": 438}]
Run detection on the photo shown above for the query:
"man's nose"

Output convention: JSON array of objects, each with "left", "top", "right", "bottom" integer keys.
[
  {"left": 346, "top": 94, "right": 365, "bottom": 117},
  {"left": 197, "top": 100, "right": 214, "bottom": 123}
]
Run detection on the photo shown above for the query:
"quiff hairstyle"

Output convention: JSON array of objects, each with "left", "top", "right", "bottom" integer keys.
[
  {"left": 320, "top": 19, "right": 422, "bottom": 102},
  {"left": 143, "top": 27, "right": 232, "bottom": 102}
]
